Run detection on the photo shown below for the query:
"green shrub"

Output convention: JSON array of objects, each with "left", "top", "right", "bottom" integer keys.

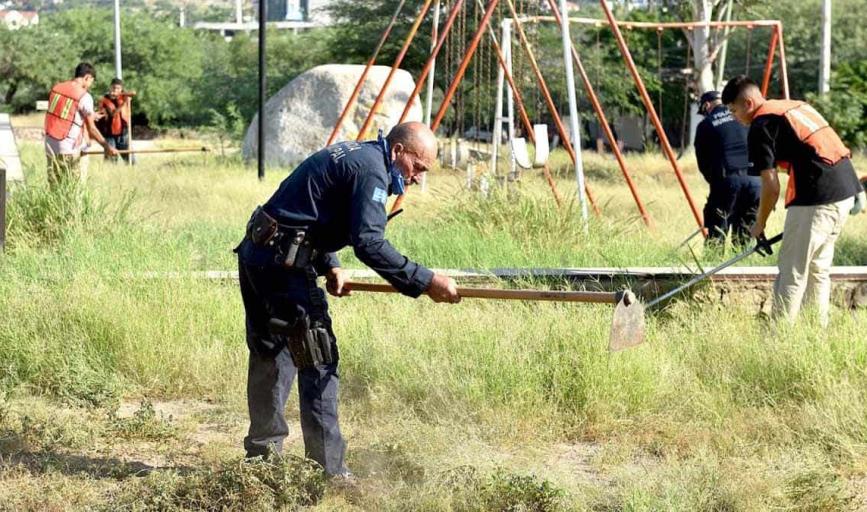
[{"left": 808, "top": 60, "right": 867, "bottom": 149}]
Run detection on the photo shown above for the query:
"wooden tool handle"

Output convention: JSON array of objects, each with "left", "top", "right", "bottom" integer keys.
[
  {"left": 81, "top": 147, "right": 208, "bottom": 156},
  {"left": 345, "top": 281, "right": 619, "bottom": 304}
]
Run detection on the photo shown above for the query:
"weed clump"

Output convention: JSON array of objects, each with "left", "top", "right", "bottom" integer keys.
[
  {"left": 110, "top": 454, "right": 326, "bottom": 511},
  {"left": 108, "top": 400, "right": 177, "bottom": 441},
  {"left": 786, "top": 465, "right": 857, "bottom": 512},
  {"left": 438, "top": 465, "right": 568, "bottom": 512}
]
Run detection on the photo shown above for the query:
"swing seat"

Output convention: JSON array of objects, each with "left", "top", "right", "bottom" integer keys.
[{"left": 510, "top": 124, "right": 550, "bottom": 169}]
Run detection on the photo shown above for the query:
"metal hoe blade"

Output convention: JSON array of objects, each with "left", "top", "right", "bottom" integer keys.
[{"left": 608, "top": 290, "right": 646, "bottom": 351}]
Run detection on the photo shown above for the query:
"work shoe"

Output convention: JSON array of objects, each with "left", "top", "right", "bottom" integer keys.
[{"left": 327, "top": 470, "right": 361, "bottom": 499}]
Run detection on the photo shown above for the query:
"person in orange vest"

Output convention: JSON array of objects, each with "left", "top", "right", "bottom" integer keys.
[
  {"left": 97, "top": 78, "right": 133, "bottom": 164},
  {"left": 44, "top": 62, "right": 119, "bottom": 185},
  {"left": 722, "top": 75, "right": 865, "bottom": 326}
]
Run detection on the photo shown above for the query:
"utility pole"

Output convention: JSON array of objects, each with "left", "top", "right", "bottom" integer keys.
[
  {"left": 819, "top": 0, "right": 831, "bottom": 96},
  {"left": 258, "top": 0, "right": 266, "bottom": 180},
  {"left": 113, "top": 0, "right": 122, "bottom": 79}
]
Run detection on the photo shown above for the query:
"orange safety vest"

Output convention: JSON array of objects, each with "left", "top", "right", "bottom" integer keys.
[
  {"left": 44, "top": 80, "right": 87, "bottom": 143},
  {"left": 753, "top": 99, "right": 851, "bottom": 205},
  {"left": 99, "top": 94, "right": 130, "bottom": 136}
]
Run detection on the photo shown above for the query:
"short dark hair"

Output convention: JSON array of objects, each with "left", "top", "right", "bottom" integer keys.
[
  {"left": 110, "top": 78, "right": 123, "bottom": 87},
  {"left": 721, "top": 75, "right": 759, "bottom": 105},
  {"left": 74, "top": 62, "right": 96, "bottom": 79}
]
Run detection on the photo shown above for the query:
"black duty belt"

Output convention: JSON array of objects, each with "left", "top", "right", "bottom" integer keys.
[{"left": 246, "top": 206, "right": 318, "bottom": 268}]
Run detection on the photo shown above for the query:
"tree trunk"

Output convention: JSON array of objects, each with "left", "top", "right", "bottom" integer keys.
[
  {"left": 692, "top": 0, "right": 716, "bottom": 93},
  {"left": 685, "top": 0, "right": 715, "bottom": 153},
  {"left": 3, "top": 81, "right": 18, "bottom": 107}
]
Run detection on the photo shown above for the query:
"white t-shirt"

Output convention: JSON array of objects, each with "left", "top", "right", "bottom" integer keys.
[{"left": 44, "top": 91, "right": 95, "bottom": 156}]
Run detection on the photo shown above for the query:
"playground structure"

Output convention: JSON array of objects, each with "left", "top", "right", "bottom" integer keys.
[{"left": 320, "top": 0, "right": 791, "bottom": 235}]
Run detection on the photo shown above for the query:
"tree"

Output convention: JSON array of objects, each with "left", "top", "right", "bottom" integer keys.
[
  {"left": 34, "top": 7, "right": 207, "bottom": 126},
  {"left": 809, "top": 60, "right": 867, "bottom": 148},
  {"left": 0, "top": 26, "right": 78, "bottom": 111}
]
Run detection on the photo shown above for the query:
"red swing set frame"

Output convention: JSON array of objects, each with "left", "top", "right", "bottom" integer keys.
[{"left": 326, "top": 0, "right": 790, "bottom": 234}]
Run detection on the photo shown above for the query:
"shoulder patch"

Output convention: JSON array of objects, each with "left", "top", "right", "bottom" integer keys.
[{"left": 372, "top": 187, "right": 388, "bottom": 205}]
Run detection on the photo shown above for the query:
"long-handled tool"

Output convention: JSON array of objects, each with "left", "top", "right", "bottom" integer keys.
[
  {"left": 81, "top": 147, "right": 208, "bottom": 156},
  {"left": 645, "top": 232, "right": 783, "bottom": 310},
  {"left": 345, "top": 281, "right": 645, "bottom": 351}
]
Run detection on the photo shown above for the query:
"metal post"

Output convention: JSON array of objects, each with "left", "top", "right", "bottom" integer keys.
[
  {"left": 128, "top": 97, "right": 134, "bottom": 166},
  {"left": 777, "top": 24, "right": 789, "bottom": 99},
  {"left": 760, "top": 26, "right": 778, "bottom": 97},
  {"left": 424, "top": 0, "right": 441, "bottom": 127},
  {"left": 504, "top": 22, "right": 518, "bottom": 181},
  {"left": 490, "top": 18, "right": 505, "bottom": 181},
  {"left": 422, "top": 0, "right": 440, "bottom": 191},
  {"left": 819, "top": 0, "right": 831, "bottom": 96},
  {"left": 0, "top": 167, "right": 5, "bottom": 252},
  {"left": 356, "top": 0, "right": 435, "bottom": 141},
  {"left": 505, "top": 0, "right": 600, "bottom": 214},
  {"left": 326, "top": 0, "right": 407, "bottom": 145},
  {"left": 113, "top": 0, "right": 122, "bottom": 79},
  {"left": 258, "top": 0, "right": 266, "bottom": 180},
  {"left": 599, "top": 0, "right": 704, "bottom": 233},
  {"left": 558, "top": 0, "right": 588, "bottom": 224},
  {"left": 543, "top": 0, "right": 652, "bottom": 227}
]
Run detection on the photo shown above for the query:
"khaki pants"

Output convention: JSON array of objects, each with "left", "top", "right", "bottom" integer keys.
[
  {"left": 773, "top": 196, "right": 854, "bottom": 326},
  {"left": 46, "top": 154, "right": 86, "bottom": 188}
]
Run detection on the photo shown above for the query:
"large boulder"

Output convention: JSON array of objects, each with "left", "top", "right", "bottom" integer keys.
[{"left": 243, "top": 64, "right": 423, "bottom": 167}]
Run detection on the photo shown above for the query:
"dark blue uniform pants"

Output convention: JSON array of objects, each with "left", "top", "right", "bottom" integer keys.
[
  {"left": 704, "top": 173, "right": 760, "bottom": 246},
  {"left": 238, "top": 259, "right": 347, "bottom": 476}
]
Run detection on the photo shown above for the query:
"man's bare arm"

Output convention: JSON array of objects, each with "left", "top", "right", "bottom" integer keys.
[{"left": 84, "top": 114, "right": 118, "bottom": 155}]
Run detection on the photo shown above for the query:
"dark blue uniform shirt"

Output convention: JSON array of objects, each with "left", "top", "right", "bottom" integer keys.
[
  {"left": 237, "top": 140, "right": 434, "bottom": 298},
  {"left": 694, "top": 104, "right": 751, "bottom": 182}
]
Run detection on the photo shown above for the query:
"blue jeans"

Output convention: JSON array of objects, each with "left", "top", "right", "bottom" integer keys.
[
  {"left": 105, "top": 128, "right": 131, "bottom": 163},
  {"left": 238, "top": 259, "right": 347, "bottom": 475}
]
